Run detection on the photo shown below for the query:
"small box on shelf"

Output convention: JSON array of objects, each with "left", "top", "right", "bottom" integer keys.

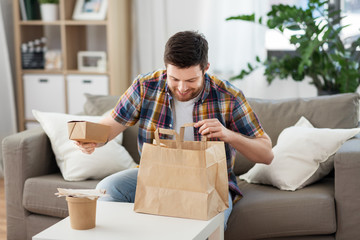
[
  {"left": 21, "top": 52, "right": 44, "bottom": 69},
  {"left": 21, "top": 37, "right": 47, "bottom": 69}
]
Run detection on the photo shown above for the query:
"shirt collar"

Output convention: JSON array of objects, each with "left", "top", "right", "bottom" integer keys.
[{"left": 199, "top": 73, "right": 211, "bottom": 103}]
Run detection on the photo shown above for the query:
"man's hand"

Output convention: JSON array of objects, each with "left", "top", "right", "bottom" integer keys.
[
  {"left": 194, "top": 119, "right": 231, "bottom": 142},
  {"left": 75, "top": 141, "right": 99, "bottom": 154},
  {"left": 194, "top": 118, "right": 273, "bottom": 165},
  {"left": 74, "top": 115, "right": 128, "bottom": 154}
]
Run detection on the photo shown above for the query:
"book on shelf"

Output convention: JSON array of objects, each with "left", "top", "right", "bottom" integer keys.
[
  {"left": 21, "top": 0, "right": 41, "bottom": 20},
  {"left": 19, "top": 0, "right": 27, "bottom": 20}
]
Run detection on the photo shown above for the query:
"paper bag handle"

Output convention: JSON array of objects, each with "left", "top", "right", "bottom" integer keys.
[
  {"left": 154, "top": 128, "right": 180, "bottom": 148},
  {"left": 180, "top": 123, "right": 207, "bottom": 142}
]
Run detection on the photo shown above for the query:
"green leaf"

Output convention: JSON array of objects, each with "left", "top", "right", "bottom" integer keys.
[
  {"left": 226, "top": 14, "right": 255, "bottom": 22},
  {"left": 258, "top": 17, "right": 263, "bottom": 24},
  {"left": 287, "top": 24, "right": 302, "bottom": 31},
  {"left": 229, "top": 58, "right": 261, "bottom": 81}
]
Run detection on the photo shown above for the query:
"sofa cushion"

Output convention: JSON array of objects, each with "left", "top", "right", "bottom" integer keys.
[
  {"left": 234, "top": 93, "right": 360, "bottom": 175},
  {"left": 225, "top": 177, "right": 336, "bottom": 239},
  {"left": 248, "top": 93, "right": 359, "bottom": 145},
  {"left": 23, "top": 174, "right": 99, "bottom": 218},
  {"left": 239, "top": 116, "right": 360, "bottom": 191},
  {"left": 33, "top": 110, "right": 137, "bottom": 181},
  {"left": 84, "top": 93, "right": 120, "bottom": 116}
]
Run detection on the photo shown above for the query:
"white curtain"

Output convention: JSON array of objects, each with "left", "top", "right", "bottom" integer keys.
[
  {"left": 132, "top": 0, "right": 207, "bottom": 75},
  {"left": 132, "top": 0, "right": 266, "bottom": 76},
  {"left": 0, "top": 0, "right": 17, "bottom": 177},
  {"left": 131, "top": 0, "right": 318, "bottom": 99}
]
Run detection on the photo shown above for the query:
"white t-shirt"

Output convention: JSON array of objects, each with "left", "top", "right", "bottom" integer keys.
[{"left": 172, "top": 92, "right": 202, "bottom": 141}]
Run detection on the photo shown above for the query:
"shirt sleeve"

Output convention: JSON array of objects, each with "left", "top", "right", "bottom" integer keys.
[
  {"left": 111, "top": 76, "right": 142, "bottom": 126},
  {"left": 230, "top": 92, "right": 264, "bottom": 138}
]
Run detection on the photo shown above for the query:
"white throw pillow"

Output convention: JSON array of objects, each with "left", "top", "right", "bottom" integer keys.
[
  {"left": 33, "top": 110, "right": 137, "bottom": 181},
  {"left": 240, "top": 116, "right": 360, "bottom": 191}
]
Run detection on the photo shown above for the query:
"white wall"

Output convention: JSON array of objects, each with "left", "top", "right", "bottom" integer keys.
[{"left": 0, "top": 0, "right": 16, "bottom": 178}]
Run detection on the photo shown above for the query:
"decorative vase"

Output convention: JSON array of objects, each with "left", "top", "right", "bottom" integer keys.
[{"left": 40, "top": 3, "right": 59, "bottom": 21}]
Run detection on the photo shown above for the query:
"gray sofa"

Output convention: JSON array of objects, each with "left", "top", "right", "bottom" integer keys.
[{"left": 3, "top": 93, "right": 360, "bottom": 240}]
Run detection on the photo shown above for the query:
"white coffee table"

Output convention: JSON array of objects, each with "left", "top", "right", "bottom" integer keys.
[{"left": 33, "top": 201, "right": 224, "bottom": 240}]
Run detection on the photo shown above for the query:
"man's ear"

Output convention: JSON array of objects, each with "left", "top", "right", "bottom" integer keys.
[{"left": 204, "top": 63, "right": 210, "bottom": 73}]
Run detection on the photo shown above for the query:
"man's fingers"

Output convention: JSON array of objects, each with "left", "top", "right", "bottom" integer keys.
[
  {"left": 76, "top": 142, "right": 96, "bottom": 148},
  {"left": 81, "top": 149, "right": 94, "bottom": 154},
  {"left": 196, "top": 120, "right": 220, "bottom": 135},
  {"left": 194, "top": 119, "right": 216, "bottom": 127},
  {"left": 74, "top": 141, "right": 97, "bottom": 154}
]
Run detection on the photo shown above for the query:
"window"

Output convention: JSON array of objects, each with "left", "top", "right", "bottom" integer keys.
[
  {"left": 265, "top": 0, "right": 359, "bottom": 56},
  {"left": 341, "top": 0, "right": 360, "bottom": 47}
]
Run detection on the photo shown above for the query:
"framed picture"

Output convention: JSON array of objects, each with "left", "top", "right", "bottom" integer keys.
[
  {"left": 77, "top": 51, "right": 107, "bottom": 72},
  {"left": 72, "top": 0, "right": 108, "bottom": 20}
]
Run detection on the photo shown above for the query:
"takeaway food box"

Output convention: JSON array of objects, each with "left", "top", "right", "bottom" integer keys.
[{"left": 68, "top": 121, "right": 110, "bottom": 143}]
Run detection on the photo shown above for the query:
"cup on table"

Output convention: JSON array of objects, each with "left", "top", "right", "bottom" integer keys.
[{"left": 66, "top": 196, "right": 98, "bottom": 230}]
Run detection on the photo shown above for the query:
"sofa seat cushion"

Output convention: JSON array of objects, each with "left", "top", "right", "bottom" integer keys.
[
  {"left": 23, "top": 174, "right": 99, "bottom": 218},
  {"left": 225, "top": 177, "right": 336, "bottom": 240}
]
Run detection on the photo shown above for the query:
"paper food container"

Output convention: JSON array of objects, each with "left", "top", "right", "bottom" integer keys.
[
  {"left": 66, "top": 196, "right": 98, "bottom": 230},
  {"left": 68, "top": 121, "right": 110, "bottom": 143}
]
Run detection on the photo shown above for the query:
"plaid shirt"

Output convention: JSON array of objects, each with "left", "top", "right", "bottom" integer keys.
[{"left": 112, "top": 69, "right": 264, "bottom": 198}]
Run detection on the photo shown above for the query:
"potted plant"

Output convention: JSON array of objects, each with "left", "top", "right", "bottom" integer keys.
[
  {"left": 226, "top": 0, "right": 360, "bottom": 94},
  {"left": 38, "top": 0, "right": 59, "bottom": 21}
]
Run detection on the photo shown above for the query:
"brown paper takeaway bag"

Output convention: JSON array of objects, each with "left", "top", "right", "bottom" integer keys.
[{"left": 134, "top": 123, "right": 229, "bottom": 220}]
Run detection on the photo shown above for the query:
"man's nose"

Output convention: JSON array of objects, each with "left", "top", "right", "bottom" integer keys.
[{"left": 178, "top": 81, "right": 188, "bottom": 92}]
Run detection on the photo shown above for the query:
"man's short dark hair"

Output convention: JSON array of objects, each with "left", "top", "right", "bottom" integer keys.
[{"left": 164, "top": 31, "right": 209, "bottom": 72}]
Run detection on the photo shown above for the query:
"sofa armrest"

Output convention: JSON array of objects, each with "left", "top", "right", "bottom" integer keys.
[
  {"left": 334, "top": 134, "right": 360, "bottom": 240},
  {"left": 2, "top": 127, "right": 58, "bottom": 240}
]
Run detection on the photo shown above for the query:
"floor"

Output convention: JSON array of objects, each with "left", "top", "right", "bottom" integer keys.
[{"left": 0, "top": 178, "right": 6, "bottom": 240}]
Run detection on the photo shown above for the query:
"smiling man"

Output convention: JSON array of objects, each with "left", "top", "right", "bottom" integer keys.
[{"left": 76, "top": 31, "right": 273, "bottom": 229}]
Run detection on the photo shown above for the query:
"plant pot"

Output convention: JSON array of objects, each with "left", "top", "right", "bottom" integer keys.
[
  {"left": 317, "top": 89, "right": 340, "bottom": 96},
  {"left": 40, "top": 3, "right": 59, "bottom": 21}
]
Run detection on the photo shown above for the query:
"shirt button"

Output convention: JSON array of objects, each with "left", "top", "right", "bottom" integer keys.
[{"left": 169, "top": 124, "right": 173, "bottom": 128}]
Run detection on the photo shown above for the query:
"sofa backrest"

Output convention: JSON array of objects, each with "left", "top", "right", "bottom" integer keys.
[
  {"left": 83, "top": 93, "right": 360, "bottom": 175},
  {"left": 233, "top": 93, "right": 360, "bottom": 175}
]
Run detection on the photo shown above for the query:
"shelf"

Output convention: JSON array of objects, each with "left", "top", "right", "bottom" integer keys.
[
  {"left": 13, "top": 0, "right": 131, "bottom": 131},
  {"left": 21, "top": 70, "right": 109, "bottom": 75},
  {"left": 19, "top": 20, "right": 107, "bottom": 26},
  {"left": 22, "top": 69, "right": 64, "bottom": 74},
  {"left": 64, "top": 20, "right": 107, "bottom": 26},
  {"left": 66, "top": 70, "right": 108, "bottom": 75},
  {"left": 20, "top": 20, "right": 62, "bottom": 26}
]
